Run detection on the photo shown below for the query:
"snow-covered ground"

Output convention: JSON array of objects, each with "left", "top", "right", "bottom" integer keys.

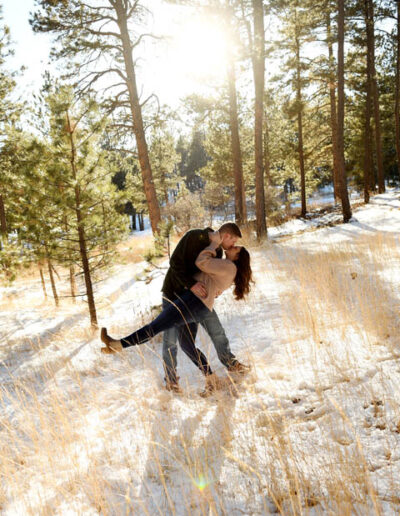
[{"left": 2, "top": 191, "right": 400, "bottom": 514}]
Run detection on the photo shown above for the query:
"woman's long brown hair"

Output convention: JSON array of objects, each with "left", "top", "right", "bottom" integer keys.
[{"left": 233, "top": 247, "right": 253, "bottom": 300}]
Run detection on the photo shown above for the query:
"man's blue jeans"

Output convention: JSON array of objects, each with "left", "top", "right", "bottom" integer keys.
[{"left": 162, "top": 296, "right": 236, "bottom": 383}]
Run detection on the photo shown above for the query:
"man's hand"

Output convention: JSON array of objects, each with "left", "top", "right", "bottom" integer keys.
[
  {"left": 190, "top": 281, "right": 207, "bottom": 298},
  {"left": 209, "top": 230, "right": 222, "bottom": 246}
]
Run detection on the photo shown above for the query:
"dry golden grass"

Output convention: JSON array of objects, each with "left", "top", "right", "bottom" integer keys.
[
  {"left": 1, "top": 231, "right": 400, "bottom": 514},
  {"left": 115, "top": 232, "right": 158, "bottom": 264}
]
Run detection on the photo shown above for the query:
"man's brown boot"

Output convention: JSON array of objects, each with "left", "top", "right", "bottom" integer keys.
[
  {"left": 199, "top": 373, "right": 225, "bottom": 397},
  {"left": 165, "top": 378, "right": 182, "bottom": 394}
]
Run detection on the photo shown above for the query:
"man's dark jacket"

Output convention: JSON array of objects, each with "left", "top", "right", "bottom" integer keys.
[{"left": 162, "top": 227, "right": 223, "bottom": 301}]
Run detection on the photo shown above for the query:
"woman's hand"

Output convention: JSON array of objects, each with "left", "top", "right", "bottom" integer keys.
[
  {"left": 209, "top": 230, "right": 222, "bottom": 246},
  {"left": 190, "top": 281, "right": 207, "bottom": 298}
]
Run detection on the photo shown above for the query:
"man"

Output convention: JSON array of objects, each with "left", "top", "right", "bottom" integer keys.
[{"left": 161, "top": 222, "right": 250, "bottom": 392}]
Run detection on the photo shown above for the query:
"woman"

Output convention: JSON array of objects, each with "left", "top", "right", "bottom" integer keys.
[{"left": 100, "top": 231, "right": 252, "bottom": 393}]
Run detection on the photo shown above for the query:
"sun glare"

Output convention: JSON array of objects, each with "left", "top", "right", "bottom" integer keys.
[
  {"left": 172, "top": 20, "right": 229, "bottom": 82},
  {"left": 139, "top": 5, "right": 234, "bottom": 104}
]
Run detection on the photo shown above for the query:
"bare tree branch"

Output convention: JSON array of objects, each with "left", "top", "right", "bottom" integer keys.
[
  {"left": 139, "top": 93, "right": 159, "bottom": 108},
  {"left": 132, "top": 32, "right": 164, "bottom": 49}
]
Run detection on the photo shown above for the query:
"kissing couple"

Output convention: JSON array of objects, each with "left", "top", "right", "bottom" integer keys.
[{"left": 100, "top": 222, "right": 253, "bottom": 395}]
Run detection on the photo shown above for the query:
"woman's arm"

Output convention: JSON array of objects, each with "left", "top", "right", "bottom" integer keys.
[{"left": 195, "top": 243, "right": 234, "bottom": 276}]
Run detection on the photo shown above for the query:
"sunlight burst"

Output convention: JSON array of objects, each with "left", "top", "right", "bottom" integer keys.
[{"left": 172, "top": 19, "right": 229, "bottom": 81}]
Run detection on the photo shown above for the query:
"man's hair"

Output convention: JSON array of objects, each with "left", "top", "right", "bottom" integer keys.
[{"left": 218, "top": 222, "right": 242, "bottom": 238}]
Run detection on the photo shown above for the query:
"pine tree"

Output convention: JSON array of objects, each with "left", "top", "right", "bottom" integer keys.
[
  {"left": 183, "top": 89, "right": 256, "bottom": 222},
  {"left": 0, "top": 7, "right": 20, "bottom": 239},
  {"left": 31, "top": 0, "right": 161, "bottom": 234},
  {"left": 307, "top": 0, "right": 341, "bottom": 202},
  {"left": 326, "top": 4, "right": 341, "bottom": 202},
  {"left": 0, "top": 10, "right": 26, "bottom": 282},
  {"left": 251, "top": 0, "right": 267, "bottom": 236},
  {"left": 36, "top": 85, "right": 128, "bottom": 325},
  {"left": 200, "top": 106, "right": 236, "bottom": 199},
  {"left": 224, "top": 2, "right": 247, "bottom": 225},
  {"left": 3, "top": 132, "right": 62, "bottom": 296},
  {"left": 366, "top": 0, "right": 385, "bottom": 193},
  {"left": 148, "top": 121, "right": 180, "bottom": 209},
  {"left": 180, "top": 129, "right": 209, "bottom": 192},
  {"left": 270, "top": 0, "right": 312, "bottom": 218}
]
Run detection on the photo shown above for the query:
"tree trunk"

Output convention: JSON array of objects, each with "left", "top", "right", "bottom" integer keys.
[
  {"left": 395, "top": 0, "right": 400, "bottom": 182},
  {"left": 297, "top": 110, "right": 306, "bottom": 218},
  {"left": 131, "top": 207, "right": 137, "bottom": 230},
  {"left": 160, "top": 167, "right": 169, "bottom": 208},
  {"left": 51, "top": 262, "right": 61, "bottom": 281},
  {"left": 75, "top": 209, "right": 97, "bottom": 325},
  {"left": 364, "top": 71, "right": 373, "bottom": 204},
  {"left": 337, "top": 0, "right": 352, "bottom": 221},
  {"left": 59, "top": 184, "right": 76, "bottom": 302},
  {"left": 283, "top": 182, "right": 291, "bottom": 216},
  {"left": 66, "top": 112, "right": 98, "bottom": 328},
  {"left": 326, "top": 10, "right": 340, "bottom": 203},
  {"left": 69, "top": 265, "right": 77, "bottom": 302},
  {"left": 363, "top": 101, "right": 373, "bottom": 203},
  {"left": 295, "top": 23, "right": 307, "bottom": 218},
  {"left": 46, "top": 254, "right": 59, "bottom": 307},
  {"left": 264, "top": 109, "right": 271, "bottom": 187},
  {"left": 364, "top": 0, "right": 374, "bottom": 202},
  {"left": 102, "top": 200, "right": 108, "bottom": 252},
  {"left": 164, "top": 180, "right": 169, "bottom": 207},
  {"left": 0, "top": 194, "right": 7, "bottom": 235},
  {"left": 367, "top": 0, "right": 384, "bottom": 193},
  {"left": 264, "top": 107, "right": 272, "bottom": 211},
  {"left": 226, "top": 30, "right": 247, "bottom": 225},
  {"left": 252, "top": 0, "right": 267, "bottom": 238},
  {"left": 114, "top": 0, "right": 161, "bottom": 235},
  {"left": 39, "top": 264, "right": 47, "bottom": 299},
  {"left": 139, "top": 211, "right": 144, "bottom": 231}
]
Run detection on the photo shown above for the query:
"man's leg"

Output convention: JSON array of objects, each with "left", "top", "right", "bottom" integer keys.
[{"left": 199, "top": 309, "right": 236, "bottom": 368}]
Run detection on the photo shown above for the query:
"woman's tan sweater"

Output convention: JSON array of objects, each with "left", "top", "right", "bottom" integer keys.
[{"left": 193, "top": 242, "right": 237, "bottom": 311}]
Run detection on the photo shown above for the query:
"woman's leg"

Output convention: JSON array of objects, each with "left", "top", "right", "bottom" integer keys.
[
  {"left": 120, "top": 291, "right": 209, "bottom": 348},
  {"left": 177, "top": 323, "right": 213, "bottom": 376},
  {"left": 177, "top": 323, "right": 225, "bottom": 396},
  {"left": 200, "top": 309, "right": 236, "bottom": 368}
]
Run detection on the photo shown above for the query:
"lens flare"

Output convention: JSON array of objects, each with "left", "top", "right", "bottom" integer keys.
[{"left": 194, "top": 473, "right": 210, "bottom": 491}]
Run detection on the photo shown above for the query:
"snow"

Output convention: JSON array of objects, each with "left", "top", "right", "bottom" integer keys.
[{"left": 1, "top": 190, "right": 400, "bottom": 514}]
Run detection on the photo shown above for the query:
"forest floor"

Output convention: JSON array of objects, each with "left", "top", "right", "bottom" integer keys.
[{"left": 1, "top": 191, "right": 400, "bottom": 515}]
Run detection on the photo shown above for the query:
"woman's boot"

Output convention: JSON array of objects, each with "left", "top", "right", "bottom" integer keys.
[{"left": 100, "top": 327, "right": 123, "bottom": 353}]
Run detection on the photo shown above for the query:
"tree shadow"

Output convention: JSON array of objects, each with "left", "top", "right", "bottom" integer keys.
[
  {"left": 127, "top": 379, "right": 238, "bottom": 514},
  {"left": 0, "top": 311, "right": 89, "bottom": 385}
]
